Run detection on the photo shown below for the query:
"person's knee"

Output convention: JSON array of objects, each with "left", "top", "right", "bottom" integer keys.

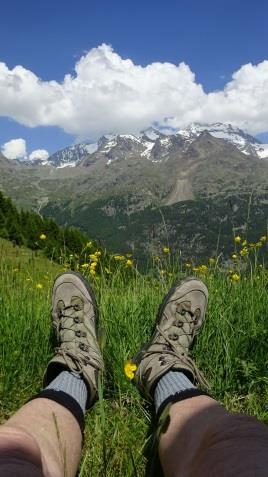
[
  {"left": 191, "top": 412, "right": 268, "bottom": 476},
  {"left": 0, "top": 426, "right": 44, "bottom": 477}
]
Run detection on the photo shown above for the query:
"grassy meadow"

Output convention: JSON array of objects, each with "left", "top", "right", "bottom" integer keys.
[{"left": 0, "top": 236, "right": 268, "bottom": 476}]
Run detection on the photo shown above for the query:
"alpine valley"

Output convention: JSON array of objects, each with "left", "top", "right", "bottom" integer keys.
[{"left": 1, "top": 123, "right": 268, "bottom": 263}]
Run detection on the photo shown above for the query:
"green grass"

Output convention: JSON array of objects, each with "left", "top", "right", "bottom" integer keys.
[{"left": 0, "top": 238, "right": 268, "bottom": 476}]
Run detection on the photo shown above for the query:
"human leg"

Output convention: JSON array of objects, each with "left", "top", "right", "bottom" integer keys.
[
  {"left": 130, "top": 277, "right": 268, "bottom": 477},
  {"left": 0, "top": 272, "right": 104, "bottom": 477},
  {"left": 158, "top": 395, "right": 268, "bottom": 477}
]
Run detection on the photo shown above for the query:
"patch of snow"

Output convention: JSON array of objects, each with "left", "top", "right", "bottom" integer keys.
[
  {"left": 120, "top": 134, "right": 140, "bottom": 143},
  {"left": 141, "top": 141, "right": 154, "bottom": 159},
  {"left": 160, "top": 137, "right": 171, "bottom": 146},
  {"left": 103, "top": 139, "right": 117, "bottom": 153},
  {"left": 143, "top": 128, "right": 160, "bottom": 141},
  {"left": 58, "top": 161, "right": 76, "bottom": 168},
  {"left": 256, "top": 144, "right": 268, "bottom": 159},
  {"left": 86, "top": 143, "right": 98, "bottom": 154}
]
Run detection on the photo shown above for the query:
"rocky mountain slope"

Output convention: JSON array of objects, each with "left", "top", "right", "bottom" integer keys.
[
  {"left": 1, "top": 124, "right": 268, "bottom": 261},
  {"left": 24, "top": 122, "right": 268, "bottom": 168}
]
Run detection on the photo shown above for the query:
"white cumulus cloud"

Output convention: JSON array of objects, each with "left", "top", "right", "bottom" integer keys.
[
  {"left": 1, "top": 138, "right": 27, "bottom": 160},
  {"left": 0, "top": 44, "right": 268, "bottom": 138},
  {"left": 29, "top": 149, "right": 49, "bottom": 161}
]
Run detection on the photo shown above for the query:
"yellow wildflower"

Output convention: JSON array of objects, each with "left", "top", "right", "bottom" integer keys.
[
  {"left": 163, "top": 246, "right": 170, "bottom": 254},
  {"left": 86, "top": 241, "right": 92, "bottom": 248},
  {"left": 260, "top": 235, "right": 267, "bottom": 242},
  {"left": 124, "top": 361, "right": 137, "bottom": 380},
  {"left": 240, "top": 247, "right": 248, "bottom": 256},
  {"left": 89, "top": 254, "right": 98, "bottom": 261},
  {"left": 234, "top": 236, "right": 241, "bottom": 243},
  {"left": 81, "top": 263, "right": 89, "bottom": 269},
  {"left": 39, "top": 233, "right": 47, "bottom": 240},
  {"left": 199, "top": 265, "right": 208, "bottom": 273},
  {"left": 126, "top": 259, "right": 133, "bottom": 267},
  {"left": 255, "top": 242, "right": 262, "bottom": 248},
  {"left": 36, "top": 283, "right": 43, "bottom": 289},
  {"left": 232, "top": 254, "right": 238, "bottom": 260},
  {"left": 231, "top": 273, "right": 240, "bottom": 282},
  {"left": 208, "top": 258, "right": 215, "bottom": 265},
  {"left": 90, "top": 262, "right": 97, "bottom": 270},
  {"left": 95, "top": 251, "right": 101, "bottom": 257},
  {"left": 89, "top": 269, "right": 96, "bottom": 276},
  {"left": 113, "top": 255, "right": 125, "bottom": 261}
]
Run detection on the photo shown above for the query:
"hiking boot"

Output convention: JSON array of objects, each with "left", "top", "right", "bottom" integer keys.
[
  {"left": 44, "top": 271, "right": 104, "bottom": 407},
  {"left": 133, "top": 277, "right": 209, "bottom": 400}
]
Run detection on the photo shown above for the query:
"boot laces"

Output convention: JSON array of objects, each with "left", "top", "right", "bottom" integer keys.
[
  {"left": 142, "top": 306, "right": 209, "bottom": 389},
  {"left": 55, "top": 304, "right": 103, "bottom": 373}
]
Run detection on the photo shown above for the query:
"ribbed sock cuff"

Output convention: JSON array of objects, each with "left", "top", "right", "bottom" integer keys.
[
  {"left": 156, "top": 388, "right": 209, "bottom": 421},
  {"left": 29, "top": 390, "right": 85, "bottom": 435},
  {"left": 154, "top": 371, "right": 209, "bottom": 420},
  {"left": 45, "top": 371, "right": 88, "bottom": 414}
]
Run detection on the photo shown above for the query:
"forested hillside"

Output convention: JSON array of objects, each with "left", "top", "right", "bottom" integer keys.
[{"left": 0, "top": 191, "right": 91, "bottom": 260}]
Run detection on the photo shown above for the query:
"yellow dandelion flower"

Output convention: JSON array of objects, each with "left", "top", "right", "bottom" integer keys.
[
  {"left": 208, "top": 258, "right": 215, "bottom": 265},
  {"left": 90, "top": 262, "right": 97, "bottom": 269},
  {"left": 39, "top": 233, "right": 47, "bottom": 240},
  {"left": 232, "top": 254, "right": 238, "bottom": 260},
  {"left": 95, "top": 251, "right": 102, "bottom": 257},
  {"left": 231, "top": 273, "right": 240, "bottom": 282},
  {"left": 86, "top": 241, "right": 92, "bottom": 248},
  {"left": 163, "top": 246, "right": 170, "bottom": 254},
  {"left": 260, "top": 235, "right": 267, "bottom": 242},
  {"left": 234, "top": 235, "right": 242, "bottom": 243},
  {"left": 89, "top": 269, "right": 96, "bottom": 276},
  {"left": 126, "top": 259, "right": 133, "bottom": 267},
  {"left": 81, "top": 263, "right": 89, "bottom": 269},
  {"left": 255, "top": 242, "right": 262, "bottom": 248},
  {"left": 36, "top": 283, "right": 43, "bottom": 289},
  {"left": 124, "top": 361, "right": 137, "bottom": 380}
]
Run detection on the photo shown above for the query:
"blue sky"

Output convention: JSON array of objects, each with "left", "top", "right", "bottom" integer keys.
[{"left": 1, "top": 0, "right": 268, "bottom": 157}]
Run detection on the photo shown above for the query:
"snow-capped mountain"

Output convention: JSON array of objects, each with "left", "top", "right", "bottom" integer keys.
[
  {"left": 178, "top": 123, "right": 268, "bottom": 158},
  {"left": 45, "top": 143, "right": 98, "bottom": 168},
  {"left": 43, "top": 123, "right": 268, "bottom": 168}
]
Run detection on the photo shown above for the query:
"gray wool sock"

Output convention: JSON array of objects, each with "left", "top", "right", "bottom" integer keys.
[
  {"left": 154, "top": 371, "right": 196, "bottom": 414},
  {"left": 45, "top": 371, "right": 88, "bottom": 414}
]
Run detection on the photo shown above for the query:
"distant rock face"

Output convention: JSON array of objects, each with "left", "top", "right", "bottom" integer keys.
[{"left": 36, "top": 122, "right": 268, "bottom": 168}]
